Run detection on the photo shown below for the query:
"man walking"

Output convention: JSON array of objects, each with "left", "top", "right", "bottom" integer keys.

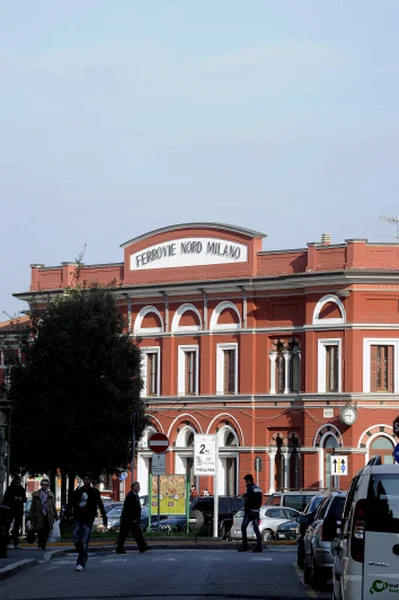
[
  {"left": 238, "top": 473, "right": 263, "bottom": 553},
  {"left": 116, "top": 481, "right": 149, "bottom": 554},
  {"left": 71, "top": 474, "right": 107, "bottom": 571},
  {"left": 3, "top": 476, "right": 26, "bottom": 549}
]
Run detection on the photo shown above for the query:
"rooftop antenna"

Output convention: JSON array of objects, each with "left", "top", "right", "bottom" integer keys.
[{"left": 379, "top": 215, "right": 399, "bottom": 240}]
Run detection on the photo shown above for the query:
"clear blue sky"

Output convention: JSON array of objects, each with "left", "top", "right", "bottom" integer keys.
[{"left": 1, "top": 1, "right": 399, "bottom": 316}]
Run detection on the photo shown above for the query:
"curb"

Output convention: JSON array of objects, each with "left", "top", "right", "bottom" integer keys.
[
  {"left": 0, "top": 559, "right": 38, "bottom": 582},
  {"left": 0, "top": 548, "right": 67, "bottom": 582}
]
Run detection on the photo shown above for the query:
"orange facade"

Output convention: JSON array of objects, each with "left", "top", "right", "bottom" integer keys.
[{"left": 7, "top": 222, "right": 399, "bottom": 497}]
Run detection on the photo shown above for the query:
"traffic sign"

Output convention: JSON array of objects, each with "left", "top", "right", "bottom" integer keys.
[
  {"left": 330, "top": 455, "right": 348, "bottom": 476},
  {"left": 194, "top": 434, "right": 216, "bottom": 476},
  {"left": 118, "top": 471, "right": 128, "bottom": 481},
  {"left": 148, "top": 432, "right": 169, "bottom": 454},
  {"left": 152, "top": 453, "right": 166, "bottom": 475},
  {"left": 394, "top": 443, "right": 399, "bottom": 464},
  {"left": 393, "top": 416, "right": 399, "bottom": 437}
]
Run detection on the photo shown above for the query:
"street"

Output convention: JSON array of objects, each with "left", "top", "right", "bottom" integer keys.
[{"left": 0, "top": 547, "right": 330, "bottom": 600}]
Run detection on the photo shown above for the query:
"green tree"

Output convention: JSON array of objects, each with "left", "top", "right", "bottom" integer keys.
[{"left": 8, "top": 284, "right": 146, "bottom": 500}]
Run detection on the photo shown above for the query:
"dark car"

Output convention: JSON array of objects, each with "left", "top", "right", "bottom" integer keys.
[
  {"left": 296, "top": 494, "right": 327, "bottom": 569},
  {"left": 276, "top": 519, "right": 299, "bottom": 541},
  {"left": 188, "top": 495, "right": 245, "bottom": 536},
  {"left": 148, "top": 514, "right": 186, "bottom": 533}
]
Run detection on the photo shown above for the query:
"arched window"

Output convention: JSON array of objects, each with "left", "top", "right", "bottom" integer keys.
[
  {"left": 269, "top": 338, "right": 301, "bottom": 394},
  {"left": 289, "top": 339, "right": 301, "bottom": 393},
  {"left": 275, "top": 436, "right": 285, "bottom": 491},
  {"left": 370, "top": 436, "right": 394, "bottom": 465},
  {"left": 289, "top": 435, "right": 301, "bottom": 490}
]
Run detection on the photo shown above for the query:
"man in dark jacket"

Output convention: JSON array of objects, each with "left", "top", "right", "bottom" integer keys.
[
  {"left": 3, "top": 476, "right": 26, "bottom": 549},
  {"left": 116, "top": 481, "right": 149, "bottom": 554},
  {"left": 71, "top": 474, "right": 107, "bottom": 571},
  {"left": 238, "top": 473, "right": 263, "bottom": 553}
]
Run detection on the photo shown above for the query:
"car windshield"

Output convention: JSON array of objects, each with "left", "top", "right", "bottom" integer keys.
[
  {"left": 366, "top": 474, "right": 399, "bottom": 533},
  {"left": 306, "top": 495, "right": 325, "bottom": 513},
  {"left": 107, "top": 506, "right": 123, "bottom": 518}
]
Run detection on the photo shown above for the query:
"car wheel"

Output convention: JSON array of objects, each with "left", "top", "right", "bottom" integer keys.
[
  {"left": 310, "top": 554, "right": 322, "bottom": 590},
  {"left": 261, "top": 529, "right": 274, "bottom": 543},
  {"left": 297, "top": 545, "right": 304, "bottom": 569},
  {"left": 190, "top": 509, "right": 205, "bottom": 531}
]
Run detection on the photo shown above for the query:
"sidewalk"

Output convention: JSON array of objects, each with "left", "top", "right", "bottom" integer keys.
[{"left": 0, "top": 538, "right": 294, "bottom": 581}]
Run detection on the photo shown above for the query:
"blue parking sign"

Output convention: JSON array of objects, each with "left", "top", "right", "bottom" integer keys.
[{"left": 394, "top": 443, "right": 399, "bottom": 464}]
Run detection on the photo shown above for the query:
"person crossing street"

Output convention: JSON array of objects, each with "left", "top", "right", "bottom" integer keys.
[
  {"left": 238, "top": 473, "right": 263, "bottom": 553},
  {"left": 116, "top": 481, "right": 149, "bottom": 554},
  {"left": 71, "top": 474, "right": 107, "bottom": 571}
]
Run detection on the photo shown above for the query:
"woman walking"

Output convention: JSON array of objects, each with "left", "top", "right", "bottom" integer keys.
[{"left": 28, "top": 478, "right": 58, "bottom": 550}]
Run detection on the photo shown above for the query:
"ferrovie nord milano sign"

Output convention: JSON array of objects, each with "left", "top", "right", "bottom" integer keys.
[{"left": 130, "top": 237, "right": 248, "bottom": 271}]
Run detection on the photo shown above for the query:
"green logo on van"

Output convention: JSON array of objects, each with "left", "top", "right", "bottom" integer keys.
[{"left": 370, "top": 580, "right": 389, "bottom": 594}]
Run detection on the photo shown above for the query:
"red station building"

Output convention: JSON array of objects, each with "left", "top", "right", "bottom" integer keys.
[{"left": 3, "top": 222, "right": 399, "bottom": 498}]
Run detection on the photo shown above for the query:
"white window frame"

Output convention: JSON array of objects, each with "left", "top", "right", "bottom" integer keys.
[
  {"left": 141, "top": 347, "right": 161, "bottom": 397},
  {"left": 363, "top": 338, "right": 399, "bottom": 393},
  {"left": 317, "top": 338, "right": 342, "bottom": 393},
  {"left": 178, "top": 345, "right": 199, "bottom": 397},
  {"left": 216, "top": 343, "right": 238, "bottom": 396}
]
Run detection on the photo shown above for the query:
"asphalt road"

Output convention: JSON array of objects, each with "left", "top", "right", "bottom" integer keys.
[{"left": 0, "top": 548, "right": 331, "bottom": 600}]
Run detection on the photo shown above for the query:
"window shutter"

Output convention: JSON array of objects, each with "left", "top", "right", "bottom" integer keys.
[
  {"left": 223, "top": 351, "right": 229, "bottom": 394},
  {"left": 370, "top": 346, "right": 377, "bottom": 393},
  {"left": 388, "top": 345, "right": 394, "bottom": 393}
]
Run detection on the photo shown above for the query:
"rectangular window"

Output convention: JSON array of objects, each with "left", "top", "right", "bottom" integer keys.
[
  {"left": 318, "top": 339, "right": 341, "bottom": 393},
  {"left": 141, "top": 347, "right": 160, "bottom": 397},
  {"left": 223, "top": 349, "right": 235, "bottom": 394},
  {"left": 178, "top": 346, "right": 199, "bottom": 396},
  {"left": 371, "top": 345, "right": 394, "bottom": 392},
  {"left": 216, "top": 343, "right": 238, "bottom": 395},
  {"left": 325, "top": 345, "right": 339, "bottom": 392},
  {"left": 185, "top": 351, "right": 196, "bottom": 395},
  {"left": 147, "top": 352, "right": 158, "bottom": 396}
]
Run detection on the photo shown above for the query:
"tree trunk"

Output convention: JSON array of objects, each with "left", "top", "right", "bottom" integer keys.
[
  {"left": 49, "top": 468, "right": 57, "bottom": 497},
  {"left": 67, "top": 471, "right": 76, "bottom": 505},
  {"left": 60, "top": 469, "right": 67, "bottom": 508}
]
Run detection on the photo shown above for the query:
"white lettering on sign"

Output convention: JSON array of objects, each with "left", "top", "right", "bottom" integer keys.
[{"left": 130, "top": 237, "right": 248, "bottom": 271}]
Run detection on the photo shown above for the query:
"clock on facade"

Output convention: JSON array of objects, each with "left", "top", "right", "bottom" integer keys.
[{"left": 340, "top": 406, "right": 358, "bottom": 426}]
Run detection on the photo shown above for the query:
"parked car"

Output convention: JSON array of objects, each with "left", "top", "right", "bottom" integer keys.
[
  {"left": 296, "top": 494, "right": 328, "bottom": 569},
  {"left": 231, "top": 506, "right": 301, "bottom": 543},
  {"left": 188, "top": 495, "right": 245, "bottom": 535},
  {"left": 329, "top": 457, "right": 399, "bottom": 600},
  {"left": 276, "top": 519, "right": 299, "bottom": 540},
  {"left": 94, "top": 502, "right": 124, "bottom": 531},
  {"left": 264, "top": 491, "right": 319, "bottom": 512},
  {"left": 302, "top": 491, "right": 347, "bottom": 589},
  {"left": 148, "top": 514, "right": 186, "bottom": 533},
  {"left": 149, "top": 495, "right": 245, "bottom": 536}
]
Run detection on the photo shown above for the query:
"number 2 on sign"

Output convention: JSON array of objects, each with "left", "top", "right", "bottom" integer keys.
[{"left": 199, "top": 444, "right": 205, "bottom": 454}]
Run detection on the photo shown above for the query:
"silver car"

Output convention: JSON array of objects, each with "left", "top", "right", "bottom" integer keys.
[
  {"left": 231, "top": 506, "right": 301, "bottom": 543},
  {"left": 302, "top": 491, "right": 346, "bottom": 589}
]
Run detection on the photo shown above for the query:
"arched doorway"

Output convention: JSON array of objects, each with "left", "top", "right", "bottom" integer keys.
[
  {"left": 369, "top": 435, "right": 395, "bottom": 464},
  {"left": 217, "top": 426, "right": 239, "bottom": 495},
  {"left": 323, "top": 435, "right": 338, "bottom": 490},
  {"left": 175, "top": 425, "right": 196, "bottom": 487}
]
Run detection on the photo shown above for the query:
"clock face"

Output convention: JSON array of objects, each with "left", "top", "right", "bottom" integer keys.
[{"left": 343, "top": 407, "right": 357, "bottom": 425}]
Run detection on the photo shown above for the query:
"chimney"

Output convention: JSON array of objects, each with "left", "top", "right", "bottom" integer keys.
[{"left": 321, "top": 233, "right": 331, "bottom": 246}]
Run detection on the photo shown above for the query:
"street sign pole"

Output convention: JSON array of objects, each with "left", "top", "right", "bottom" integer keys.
[
  {"left": 157, "top": 474, "right": 160, "bottom": 532},
  {"left": 213, "top": 435, "right": 219, "bottom": 539}
]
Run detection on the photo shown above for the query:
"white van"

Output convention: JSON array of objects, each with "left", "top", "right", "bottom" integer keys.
[{"left": 329, "top": 457, "right": 399, "bottom": 600}]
